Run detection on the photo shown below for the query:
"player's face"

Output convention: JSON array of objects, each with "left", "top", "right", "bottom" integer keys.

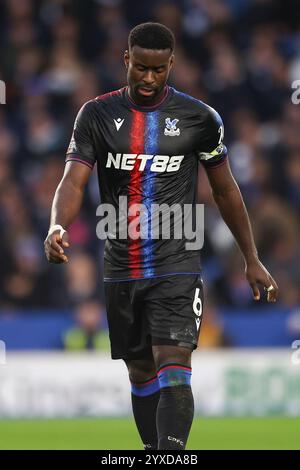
[{"left": 124, "top": 45, "right": 174, "bottom": 104}]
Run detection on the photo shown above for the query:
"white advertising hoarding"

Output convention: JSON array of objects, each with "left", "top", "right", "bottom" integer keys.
[{"left": 0, "top": 350, "right": 299, "bottom": 418}]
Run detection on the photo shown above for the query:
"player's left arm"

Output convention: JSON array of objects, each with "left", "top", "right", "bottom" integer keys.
[{"left": 204, "top": 159, "right": 278, "bottom": 302}]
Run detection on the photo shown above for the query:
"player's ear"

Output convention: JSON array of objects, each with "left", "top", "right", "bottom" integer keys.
[
  {"left": 169, "top": 53, "right": 175, "bottom": 71},
  {"left": 124, "top": 50, "right": 129, "bottom": 69}
]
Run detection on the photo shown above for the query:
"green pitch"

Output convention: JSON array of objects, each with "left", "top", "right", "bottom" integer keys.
[{"left": 0, "top": 418, "right": 299, "bottom": 450}]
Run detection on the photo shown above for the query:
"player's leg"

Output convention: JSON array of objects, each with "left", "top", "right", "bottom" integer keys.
[
  {"left": 125, "top": 356, "right": 160, "bottom": 450},
  {"left": 104, "top": 281, "right": 159, "bottom": 449},
  {"left": 144, "top": 274, "right": 204, "bottom": 450},
  {"left": 152, "top": 343, "right": 194, "bottom": 450}
]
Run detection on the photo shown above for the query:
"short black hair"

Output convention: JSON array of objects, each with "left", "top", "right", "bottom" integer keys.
[{"left": 129, "top": 22, "right": 175, "bottom": 52}]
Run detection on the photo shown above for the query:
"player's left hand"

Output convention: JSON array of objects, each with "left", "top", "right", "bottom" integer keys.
[{"left": 245, "top": 259, "right": 278, "bottom": 303}]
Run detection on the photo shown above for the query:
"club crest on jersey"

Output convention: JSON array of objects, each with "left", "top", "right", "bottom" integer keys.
[{"left": 164, "top": 118, "right": 180, "bottom": 137}]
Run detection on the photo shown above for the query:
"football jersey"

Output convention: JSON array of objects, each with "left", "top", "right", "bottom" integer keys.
[{"left": 66, "top": 86, "right": 227, "bottom": 281}]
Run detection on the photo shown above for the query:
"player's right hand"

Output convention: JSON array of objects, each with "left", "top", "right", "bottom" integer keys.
[{"left": 44, "top": 228, "right": 70, "bottom": 264}]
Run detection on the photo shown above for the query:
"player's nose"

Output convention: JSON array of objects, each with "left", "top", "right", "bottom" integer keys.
[{"left": 143, "top": 70, "right": 155, "bottom": 84}]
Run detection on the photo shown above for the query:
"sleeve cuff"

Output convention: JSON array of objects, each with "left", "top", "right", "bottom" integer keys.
[{"left": 65, "top": 155, "right": 95, "bottom": 170}]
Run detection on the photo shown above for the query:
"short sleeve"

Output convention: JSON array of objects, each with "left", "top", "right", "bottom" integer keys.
[
  {"left": 197, "top": 106, "right": 227, "bottom": 169},
  {"left": 65, "top": 101, "right": 96, "bottom": 170}
]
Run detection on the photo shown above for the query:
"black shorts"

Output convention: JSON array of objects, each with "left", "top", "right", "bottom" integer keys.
[{"left": 104, "top": 274, "right": 204, "bottom": 360}]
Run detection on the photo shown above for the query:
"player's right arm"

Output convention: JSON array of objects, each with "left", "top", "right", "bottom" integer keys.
[
  {"left": 44, "top": 162, "right": 92, "bottom": 263},
  {"left": 45, "top": 100, "right": 96, "bottom": 264}
]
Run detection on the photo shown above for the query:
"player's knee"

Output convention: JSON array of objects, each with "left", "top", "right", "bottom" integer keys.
[
  {"left": 125, "top": 358, "right": 157, "bottom": 383},
  {"left": 152, "top": 345, "right": 192, "bottom": 370}
]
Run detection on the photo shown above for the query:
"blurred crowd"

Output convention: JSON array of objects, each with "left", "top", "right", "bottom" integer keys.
[{"left": 0, "top": 0, "right": 300, "bottom": 333}]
